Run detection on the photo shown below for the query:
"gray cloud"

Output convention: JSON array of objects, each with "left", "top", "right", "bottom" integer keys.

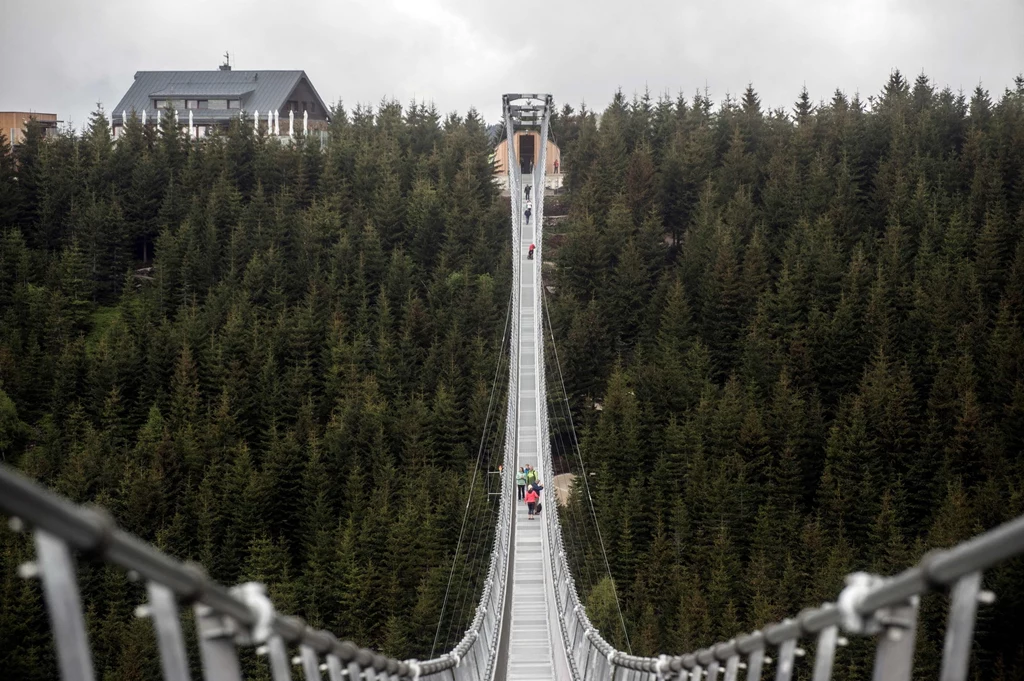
[{"left": 2, "top": 0, "right": 1022, "bottom": 131}]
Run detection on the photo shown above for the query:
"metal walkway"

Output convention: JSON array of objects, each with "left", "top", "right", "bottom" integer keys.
[
  {"left": 505, "top": 138, "right": 571, "bottom": 679},
  {"left": 507, "top": 199, "right": 551, "bottom": 680}
]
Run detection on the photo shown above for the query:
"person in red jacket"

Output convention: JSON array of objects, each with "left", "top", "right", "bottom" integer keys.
[
  {"left": 525, "top": 486, "right": 539, "bottom": 519},
  {"left": 528, "top": 243, "right": 535, "bottom": 260}
]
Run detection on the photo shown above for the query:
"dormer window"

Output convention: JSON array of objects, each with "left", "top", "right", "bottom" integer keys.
[
  {"left": 227, "top": 100, "right": 240, "bottom": 109},
  {"left": 185, "top": 100, "right": 208, "bottom": 110}
]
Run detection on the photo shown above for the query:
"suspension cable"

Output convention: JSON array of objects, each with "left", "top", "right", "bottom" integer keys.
[
  {"left": 444, "top": 400, "right": 506, "bottom": 650},
  {"left": 544, "top": 350, "right": 599, "bottom": 594},
  {"left": 431, "top": 282, "right": 514, "bottom": 658},
  {"left": 542, "top": 286, "right": 632, "bottom": 654}
]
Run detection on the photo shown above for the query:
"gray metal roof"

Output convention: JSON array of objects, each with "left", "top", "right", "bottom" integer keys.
[
  {"left": 150, "top": 84, "right": 256, "bottom": 98},
  {"left": 111, "top": 70, "right": 330, "bottom": 123}
]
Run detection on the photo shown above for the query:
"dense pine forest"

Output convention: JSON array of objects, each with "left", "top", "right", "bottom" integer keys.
[
  {"left": 549, "top": 72, "right": 1024, "bottom": 679},
  {"left": 0, "top": 104, "right": 511, "bottom": 678},
  {"left": 1, "top": 69, "right": 1024, "bottom": 681}
]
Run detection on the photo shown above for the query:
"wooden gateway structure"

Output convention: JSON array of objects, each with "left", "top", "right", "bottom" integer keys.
[{"left": 492, "top": 130, "right": 560, "bottom": 176}]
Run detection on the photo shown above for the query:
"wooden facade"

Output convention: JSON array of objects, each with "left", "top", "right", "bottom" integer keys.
[
  {"left": 1, "top": 112, "right": 59, "bottom": 147},
  {"left": 493, "top": 131, "right": 561, "bottom": 176}
]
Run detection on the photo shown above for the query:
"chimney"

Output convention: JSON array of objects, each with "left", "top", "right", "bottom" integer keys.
[{"left": 220, "top": 51, "right": 231, "bottom": 71}]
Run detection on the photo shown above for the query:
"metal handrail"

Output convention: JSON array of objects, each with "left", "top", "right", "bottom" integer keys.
[
  {"left": 1, "top": 464, "right": 421, "bottom": 680},
  {"left": 519, "top": 93, "right": 1024, "bottom": 681},
  {"left": 591, "top": 511, "right": 1024, "bottom": 681},
  {"left": 0, "top": 129, "right": 525, "bottom": 680}
]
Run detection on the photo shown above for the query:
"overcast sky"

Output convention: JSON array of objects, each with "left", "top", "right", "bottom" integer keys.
[{"left": 2, "top": 0, "right": 1023, "bottom": 131}]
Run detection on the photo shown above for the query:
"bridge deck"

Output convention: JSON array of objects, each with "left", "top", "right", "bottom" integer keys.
[{"left": 505, "top": 170, "right": 571, "bottom": 681}]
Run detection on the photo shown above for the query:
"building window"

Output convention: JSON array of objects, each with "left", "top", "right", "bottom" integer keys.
[
  {"left": 227, "top": 99, "right": 240, "bottom": 109},
  {"left": 185, "top": 100, "right": 208, "bottom": 110},
  {"left": 287, "top": 100, "right": 298, "bottom": 112},
  {"left": 154, "top": 99, "right": 167, "bottom": 109}
]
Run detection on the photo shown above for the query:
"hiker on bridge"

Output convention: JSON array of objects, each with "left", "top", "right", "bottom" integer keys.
[
  {"left": 524, "top": 184, "right": 531, "bottom": 200},
  {"left": 525, "top": 485, "right": 539, "bottom": 519},
  {"left": 530, "top": 479, "right": 544, "bottom": 514},
  {"left": 528, "top": 243, "right": 535, "bottom": 260},
  {"left": 516, "top": 467, "right": 526, "bottom": 500},
  {"left": 525, "top": 464, "right": 537, "bottom": 488},
  {"left": 524, "top": 201, "right": 532, "bottom": 223}
]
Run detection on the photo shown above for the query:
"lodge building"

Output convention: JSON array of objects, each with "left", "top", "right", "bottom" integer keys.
[{"left": 110, "top": 60, "right": 330, "bottom": 139}]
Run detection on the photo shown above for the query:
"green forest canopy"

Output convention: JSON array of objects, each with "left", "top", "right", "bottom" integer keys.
[
  {"left": 0, "top": 101, "right": 510, "bottom": 679},
  {"left": 549, "top": 72, "right": 1024, "bottom": 679},
  {"left": 0, "top": 69, "right": 1022, "bottom": 681}
]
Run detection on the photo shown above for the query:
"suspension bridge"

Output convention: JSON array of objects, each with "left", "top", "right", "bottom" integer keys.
[{"left": 2, "top": 93, "right": 1024, "bottom": 681}]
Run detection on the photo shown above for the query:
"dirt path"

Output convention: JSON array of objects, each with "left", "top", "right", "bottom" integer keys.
[{"left": 553, "top": 473, "right": 575, "bottom": 506}]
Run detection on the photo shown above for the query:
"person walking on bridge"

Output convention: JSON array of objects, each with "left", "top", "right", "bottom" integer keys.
[
  {"left": 530, "top": 479, "right": 544, "bottom": 514},
  {"left": 525, "top": 465, "right": 537, "bottom": 488},
  {"left": 525, "top": 485, "right": 539, "bottom": 519},
  {"left": 528, "top": 243, "right": 535, "bottom": 260},
  {"left": 524, "top": 184, "right": 531, "bottom": 200},
  {"left": 516, "top": 467, "right": 526, "bottom": 501}
]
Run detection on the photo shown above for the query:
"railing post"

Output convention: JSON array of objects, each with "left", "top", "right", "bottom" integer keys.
[
  {"left": 193, "top": 602, "right": 243, "bottom": 681},
  {"left": 774, "top": 639, "right": 797, "bottom": 681},
  {"left": 723, "top": 654, "right": 740, "bottom": 681},
  {"left": 33, "top": 530, "right": 95, "bottom": 681},
  {"left": 869, "top": 599, "right": 918, "bottom": 681},
  {"left": 265, "top": 636, "right": 293, "bottom": 681},
  {"left": 939, "top": 571, "right": 983, "bottom": 681},
  {"left": 145, "top": 581, "right": 192, "bottom": 681},
  {"left": 300, "top": 643, "right": 322, "bottom": 680},
  {"left": 810, "top": 625, "right": 838, "bottom": 681},
  {"left": 745, "top": 647, "right": 765, "bottom": 681},
  {"left": 585, "top": 639, "right": 598, "bottom": 680}
]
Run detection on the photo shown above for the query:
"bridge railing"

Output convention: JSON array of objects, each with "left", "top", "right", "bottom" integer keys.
[
  {"left": 420, "top": 114, "right": 523, "bottom": 680},
  {"left": 0, "top": 101, "right": 526, "bottom": 681},
  {"left": 545, "top": 497, "right": 1024, "bottom": 681},
  {"left": 523, "top": 95, "right": 1024, "bottom": 681},
  {"left": 0, "top": 160, "right": 523, "bottom": 680},
  {"left": 0, "top": 124, "right": 526, "bottom": 681},
  {"left": 0, "top": 463, "right": 424, "bottom": 681},
  {"left": 0, "top": 330, "right": 516, "bottom": 681}
]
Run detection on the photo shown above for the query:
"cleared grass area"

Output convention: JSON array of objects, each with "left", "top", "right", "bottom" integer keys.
[{"left": 85, "top": 306, "right": 121, "bottom": 352}]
